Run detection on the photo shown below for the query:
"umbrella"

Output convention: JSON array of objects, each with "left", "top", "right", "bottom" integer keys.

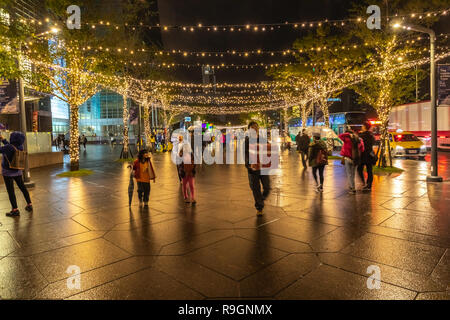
[{"left": 127, "top": 166, "right": 134, "bottom": 206}]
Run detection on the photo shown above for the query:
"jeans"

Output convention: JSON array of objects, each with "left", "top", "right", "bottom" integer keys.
[
  {"left": 312, "top": 165, "right": 325, "bottom": 186},
  {"left": 248, "top": 172, "right": 271, "bottom": 211},
  {"left": 182, "top": 176, "right": 195, "bottom": 200},
  {"left": 357, "top": 162, "right": 373, "bottom": 188},
  {"left": 344, "top": 158, "right": 356, "bottom": 190},
  {"left": 3, "top": 175, "right": 32, "bottom": 210},
  {"left": 300, "top": 151, "right": 308, "bottom": 168},
  {"left": 137, "top": 181, "right": 151, "bottom": 203}
]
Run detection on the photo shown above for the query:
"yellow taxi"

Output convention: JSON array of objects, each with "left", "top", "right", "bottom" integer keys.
[{"left": 386, "top": 130, "right": 427, "bottom": 160}]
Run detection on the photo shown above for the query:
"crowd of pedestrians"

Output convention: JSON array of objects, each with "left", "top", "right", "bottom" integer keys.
[{"left": 1, "top": 122, "right": 377, "bottom": 218}]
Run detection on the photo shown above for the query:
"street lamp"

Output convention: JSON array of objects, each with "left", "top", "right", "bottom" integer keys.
[{"left": 393, "top": 22, "right": 442, "bottom": 182}]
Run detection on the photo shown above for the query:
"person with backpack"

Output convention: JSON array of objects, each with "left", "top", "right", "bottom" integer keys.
[
  {"left": 296, "top": 129, "right": 310, "bottom": 169},
  {"left": 132, "top": 149, "right": 156, "bottom": 208},
  {"left": 357, "top": 122, "right": 376, "bottom": 191},
  {"left": 339, "top": 127, "right": 364, "bottom": 194},
  {"left": 308, "top": 132, "right": 328, "bottom": 192},
  {"left": 0, "top": 132, "right": 33, "bottom": 217},
  {"left": 178, "top": 133, "right": 196, "bottom": 204}
]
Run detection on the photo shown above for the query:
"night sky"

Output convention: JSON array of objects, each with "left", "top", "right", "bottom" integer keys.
[{"left": 156, "top": 0, "right": 353, "bottom": 83}]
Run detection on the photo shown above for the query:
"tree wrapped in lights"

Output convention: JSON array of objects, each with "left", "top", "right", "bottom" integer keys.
[
  {"left": 130, "top": 80, "right": 155, "bottom": 148},
  {"left": 30, "top": 43, "right": 101, "bottom": 171},
  {"left": 110, "top": 76, "right": 134, "bottom": 159},
  {"left": 347, "top": 0, "right": 448, "bottom": 167},
  {"left": 268, "top": 27, "right": 353, "bottom": 127}
]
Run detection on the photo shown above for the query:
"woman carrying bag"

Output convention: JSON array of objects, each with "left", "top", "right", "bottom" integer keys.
[
  {"left": 132, "top": 149, "right": 156, "bottom": 208},
  {"left": 0, "top": 132, "right": 33, "bottom": 217},
  {"left": 308, "top": 132, "right": 328, "bottom": 193}
]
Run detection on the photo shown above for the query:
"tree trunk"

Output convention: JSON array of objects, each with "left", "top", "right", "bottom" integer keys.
[
  {"left": 320, "top": 98, "right": 330, "bottom": 127},
  {"left": 143, "top": 104, "right": 151, "bottom": 149},
  {"left": 301, "top": 104, "right": 308, "bottom": 128},
  {"left": 121, "top": 94, "right": 130, "bottom": 159},
  {"left": 69, "top": 104, "right": 80, "bottom": 171}
]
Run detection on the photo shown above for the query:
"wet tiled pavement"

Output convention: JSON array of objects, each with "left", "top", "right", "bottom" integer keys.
[{"left": 0, "top": 145, "right": 449, "bottom": 300}]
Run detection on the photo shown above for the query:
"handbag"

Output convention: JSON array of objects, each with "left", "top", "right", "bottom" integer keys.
[
  {"left": 147, "top": 159, "right": 156, "bottom": 180},
  {"left": 5, "top": 145, "right": 26, "bottom": 170},
  {"left": 369, "top": 151, "right": 378, "bottom": 165}
]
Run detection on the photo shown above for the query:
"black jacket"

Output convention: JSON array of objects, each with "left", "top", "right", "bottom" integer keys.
[
  {"left": 359, "top": 131, "right": 375, "bottom": 164},
  {"left": 296, "top": 134, "right": 310, "bottom": 152}
]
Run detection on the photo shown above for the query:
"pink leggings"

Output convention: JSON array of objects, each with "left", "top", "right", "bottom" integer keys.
[{"left": 182, "top": 176, "right": 195, "bottom": 200}]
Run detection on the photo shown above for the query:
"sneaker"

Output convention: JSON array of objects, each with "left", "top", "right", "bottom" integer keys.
[
  {"left": 25, "top": 204, "right": 33, "bottom": 212},
  {"left": 6, "top": 209, "right": 20, "bottom": 217},
  {"left": 256, "top": 210, "right": 263, "bottom": 217},
  {"left": 315, "top": 185, "right": 321, "bottom": 193},
  {"left": 184, "top": 198, "right": 190, "bottom": 203},
  {"left": 318, "top": 184, "right": 324, "bottom": 193},
  {"left": 348, "top": 189, "right": 356, "bottom": 194},
  {"left": 143, "top": 203, "right": 149, "bottom": 208},
  {"left": 191, "top": 200, "right": 197, "bottom": 205},
  {"left": 362, "top": 185, "right": 372, "bottom": 191}
]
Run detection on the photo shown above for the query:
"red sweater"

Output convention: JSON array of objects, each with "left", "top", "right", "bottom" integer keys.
[{"left": 339, "top": 132, "right": 364, "bottom": 159}]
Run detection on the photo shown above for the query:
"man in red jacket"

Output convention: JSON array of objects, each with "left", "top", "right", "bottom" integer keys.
[{"left": 339, "top": 127, "right": 364, "bottom": 194}]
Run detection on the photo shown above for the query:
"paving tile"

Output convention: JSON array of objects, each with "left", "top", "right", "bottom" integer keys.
[
  {"left": 240, "top": 253, "right": 320, "bottom": 297},
  {"left": 71, "top": 213, "right": 117, "bottom": 231},
  {"left": 35, "top": 256, "right": 155, "bottom": 299},
  {"left": 0, "top": 231, "right": 20, "bottom": 256},
  {"left": 431, "top": 249, "right": 450, "bottom": 289},
  {"left": 31, "top": 238, "right": 131, "bottom": 282},
  {"left": 0, "top": 257, "right": 48, "bottom": 299},
  {"left": 367, "top": 225, "right": 450, "bottom": 248},
  {"left": 8, "top": 231, "right": 105, "bottom": 257},
  {"left": 310, "top": 227, "right": 368, "bottom": 252},
  {"left": 9, "top": 219, "right": 90, "bottom": 246},
  {"left": 258, "top": 217, "right": 338, "bottom": 243},
  {"left": 234, "top": 228, "right": 312, "bottom": 253},
  {"left": 380, "top": 212, "right": 450, "bottom": 238},
  {"left": 342, "top": 233, "right": 445, "bottom": 275},
  {"left": 160, "top": 229, "right": 234, "bottom": 255},
  {"left": 104, "top": 230, "right": 163, "bottom": 255},
  {"left": 319, "top": 252, "right": 445, "bottom": 292},
  {"left": 66, "top": 267, "right": 204, "bottom": 300},
  {"left": 186, "top": 237, "right": 288, "bottom": 281},
  {"left": 155, "top": 256, "right": 239, "bottom": 298},
  {"left": 276, "top": 264, "right": 416, "bottom": 300}
]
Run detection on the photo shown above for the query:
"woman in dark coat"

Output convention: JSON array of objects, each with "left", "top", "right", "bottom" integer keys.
[{"left": 0, "top": 132, "right": 33, "bottom": 216}]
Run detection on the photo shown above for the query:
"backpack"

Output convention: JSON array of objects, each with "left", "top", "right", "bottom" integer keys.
[
  {"left": 316, "top": 148, "right": 328, "bottom": 166},
  {"left": 351, "top": 135, "right": 362, "bottom": 165},
  {"left": 6, "top": 145, "right": 26, "bottom": 170}
]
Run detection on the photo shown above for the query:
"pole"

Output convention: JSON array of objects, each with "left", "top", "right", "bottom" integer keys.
[
  {"left": 415, "top": 65, "right": 419, "bottom": 102},
  {"left": 18, "top": 77, "right": 35, "bottom": 187},
  {"left": 138, "top": 104, "right": 142, "bottom": 151},
  {"left": 427, "top": 30, "right": 442, "bottom": 182}
]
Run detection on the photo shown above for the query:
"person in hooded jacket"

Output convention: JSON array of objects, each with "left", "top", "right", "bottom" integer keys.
[
  {"left": 308, "top": 132, "right": 328, "bottom": 192},
  {"left": 0, "top": 132, "right": 33, "bottom": 216},
  {"left": 339, "top": 127, "right": 364, "bottom": 194},
  {"left": 357, "top": 122, "right": 376, "bottom": 191}
]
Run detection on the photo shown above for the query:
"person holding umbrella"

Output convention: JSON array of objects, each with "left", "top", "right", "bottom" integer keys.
[{"left": 132, "top": 149, "right": 156, "bottom": 208}]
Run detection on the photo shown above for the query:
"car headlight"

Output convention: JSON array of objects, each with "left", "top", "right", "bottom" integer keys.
[
  {"left": 395, "top": 146, "right": 404, "bottom": 151},
  {"left": 420, "top": 145, "right": 427, "bottom": 152}
]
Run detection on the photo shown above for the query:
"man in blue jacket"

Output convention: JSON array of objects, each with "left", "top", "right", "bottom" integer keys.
[{"left": 0, "top": 132, "right": 33, "bottom": 217}]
